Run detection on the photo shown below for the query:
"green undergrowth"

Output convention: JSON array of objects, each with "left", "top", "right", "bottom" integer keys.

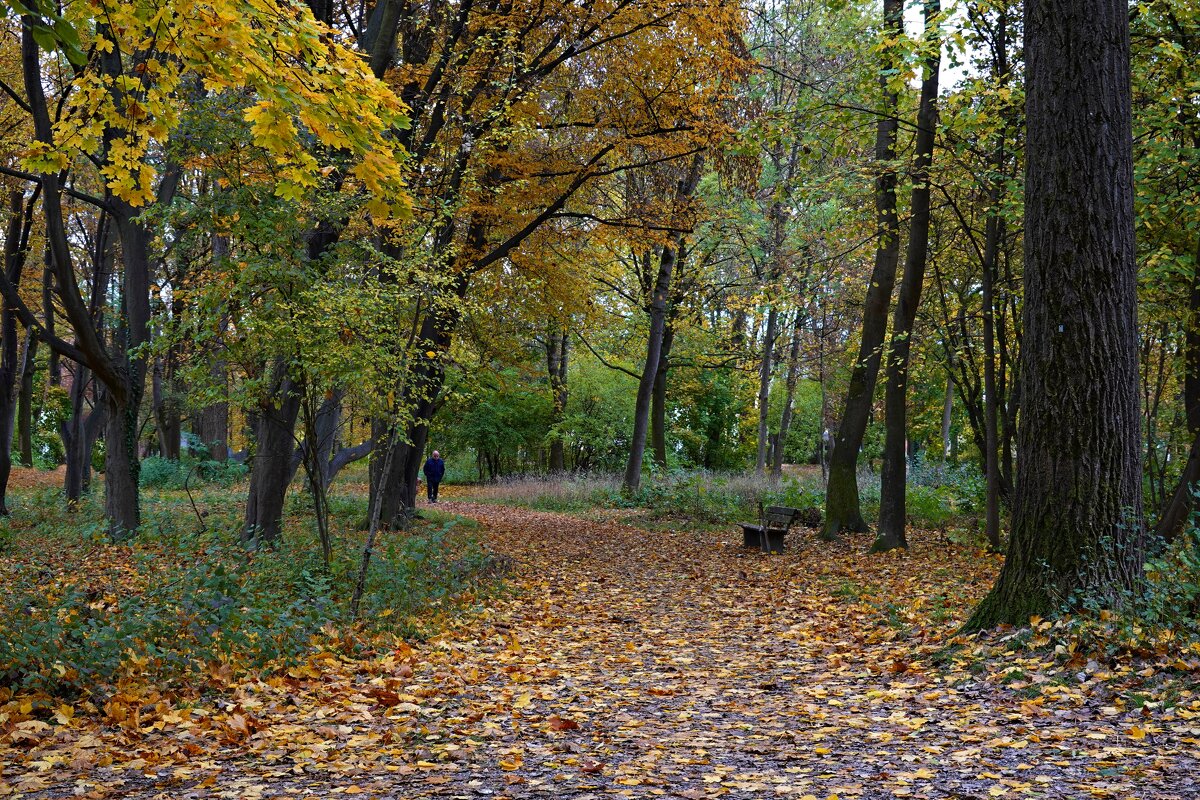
[{"left": 0, "top": 484, "right": 503, "bottom": 698}]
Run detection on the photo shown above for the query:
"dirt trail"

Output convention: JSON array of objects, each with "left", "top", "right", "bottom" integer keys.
[{"left": 5, "top": 503, "right": 1198, "bottom": 799}]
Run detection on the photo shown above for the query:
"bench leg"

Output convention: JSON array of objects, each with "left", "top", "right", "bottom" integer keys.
[
  {"left": 741, "top": 526, "right": 764, "bottom": 549},
  {"left": 762, "top": 529, "right": 786, "bottom": 554}
]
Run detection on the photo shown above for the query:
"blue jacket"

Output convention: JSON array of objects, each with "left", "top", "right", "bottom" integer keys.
[{"left": 423, "top": 456, "right": 445, "bottom": 482}]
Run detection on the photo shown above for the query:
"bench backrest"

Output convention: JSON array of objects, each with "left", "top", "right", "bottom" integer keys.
[{"left": 763, "top": 506, "right": 795, "bottom": 528}]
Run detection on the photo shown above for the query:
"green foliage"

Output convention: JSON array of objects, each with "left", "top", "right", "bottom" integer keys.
[
  {"left": 0, "top": 486, "right": 498, "bottom": 695},
  {"left": 139, "top": 457, "right": 248, "bottom": 489},
  {"left": 1053, "top": 524, "right": 1200, "bottom": 659}
]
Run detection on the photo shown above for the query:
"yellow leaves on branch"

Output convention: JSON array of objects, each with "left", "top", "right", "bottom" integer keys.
[{"left": 22, "top": 0, "right": 410, "bottom": 216}]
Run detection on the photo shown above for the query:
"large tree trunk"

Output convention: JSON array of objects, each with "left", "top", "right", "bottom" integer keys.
[
  {"left": 873, "top": 0, "right": 941, "bottom": 553},
  {"left": 103, "top": 389, "right": 141, "bottom": 539},
  {"left": 152, "top": 353, "right": 181, "bottom": 460},
  {"left": 964, "top": 0, "right": 1143, "bottom": 629},
  {"left": 244, "top": 370, "right": 302, "bottom": 545},
  {"left": 821, "top": 0, "right": 903, "bottom": 540}
]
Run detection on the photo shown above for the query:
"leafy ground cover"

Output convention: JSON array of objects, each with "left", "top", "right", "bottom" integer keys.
[{"left": 3, "top": 489, "right": 1198, "bottom": 798}]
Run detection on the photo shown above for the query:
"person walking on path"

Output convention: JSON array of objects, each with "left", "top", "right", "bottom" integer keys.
[{"left": 423, "top": 450, "right": 446, "bottom": 503}]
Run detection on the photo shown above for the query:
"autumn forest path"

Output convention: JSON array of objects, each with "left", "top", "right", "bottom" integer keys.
[{"left": 8, "top": 502, "right": 1199, "bottom": 799}]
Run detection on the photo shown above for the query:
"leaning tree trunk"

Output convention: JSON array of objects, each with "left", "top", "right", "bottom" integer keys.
[
  {"left": 873, "top": 0, "right": 941, "bottom": 553},
  {"left": 964, "top": 0, "right": 1143, "bottom": 630},
  {"left": 822, "top": 0, "right": 903, "bottom": 540},
  {"left": 1153, "top": 237, "right": 1200, "bottom": 546},
  {"left": 624, "top": 240, "right": 679, "bottom": 494}
]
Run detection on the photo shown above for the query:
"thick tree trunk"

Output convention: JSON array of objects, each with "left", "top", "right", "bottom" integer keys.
[
  {"left": 152, "top": 354, "right": 181, "bottom": 460},
  {"left": 243, "top": 371, "right": 302, "bottom": 545},
  {"left": 822, "top": 0, "right": 903, "bottom": 540},
  {"left": 372, "top": 270, "right": 468, "bottom": 527},
  {"left": 964, "top": 0, "right": 1143, "bottom": 629},
  {"left": 755, "top": 305, "right": 779, "bottom": 474},
  {"left": 874, "top": 0, "right": 941, "bottom": 553},
  {"left": 104, "top": 390, "right": 141, "bottom": 539},
  {"left": 651, "top": 325, "right": 675, "bottom": 469}
]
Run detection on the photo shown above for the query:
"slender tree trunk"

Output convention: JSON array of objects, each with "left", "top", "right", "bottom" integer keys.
[
  {"left": 624, "top": 241, "right": 679, "bottom": 493},
  {"left": 545, "top": 330, "right": 569, "bottom": 473},
  {"left": 17, "top": 330, "right": 36, "bottom": 467},
  {"left": 0, "top": 190, "right": 33, "bottom": 513},
  {"left": 62, "top": 364, "right": 92, "bottom": 503},
  {"left": 964, "top": 0, "right": 1143, "bottom": 629},
  {"left": 979, "top": 7, "right": 1010, "bottom": 552},
  {"left": 874, "top": 0, "right": 941, "bottom": 552},
  {"left": 940, "top": 373, "right": 953, "bottom": 461},
  {"left": 822, "top": 0, "right": 903, "bottom": 540},
  {"left": 756, "top": 306, "right": 779, "bottom": 474},
  {"left": 651, "top": 325, "right": 675, "bottom": 469},
  {"left": 774, "top": 310, "right": 804, "bottom": 476}
]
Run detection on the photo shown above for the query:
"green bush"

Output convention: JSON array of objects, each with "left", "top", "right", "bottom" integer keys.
[
  {"left": 0, "top": 492, "right": 497, "bottom": 695},
  {"left": 140, "top": 456, "right": 247, "bottom": 489}
]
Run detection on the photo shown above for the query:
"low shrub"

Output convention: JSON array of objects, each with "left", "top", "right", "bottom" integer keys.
[
  {"left": 0, "top": 492, "right": 498, "bottom": 696},
  {"left": 140, "top": 456, "right": 248, "bottom": 489}
]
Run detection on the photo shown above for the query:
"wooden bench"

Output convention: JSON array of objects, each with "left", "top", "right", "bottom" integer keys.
[{"left": 738, "top": 505, "right": 799, "bottom": 553}]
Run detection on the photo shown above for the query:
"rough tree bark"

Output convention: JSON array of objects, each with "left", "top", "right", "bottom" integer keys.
[
  {"left": 873, "top": 0, "right": 941, "bottom": 553},
  {"left": 244, "top": 368, "right": 303, "bottom": 545},
  {"left": 964, "top": 0, "right": 1144, "bottom": 629},
  {"left": 821, "top": 0, "right": 903, "bottom": 540}
]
